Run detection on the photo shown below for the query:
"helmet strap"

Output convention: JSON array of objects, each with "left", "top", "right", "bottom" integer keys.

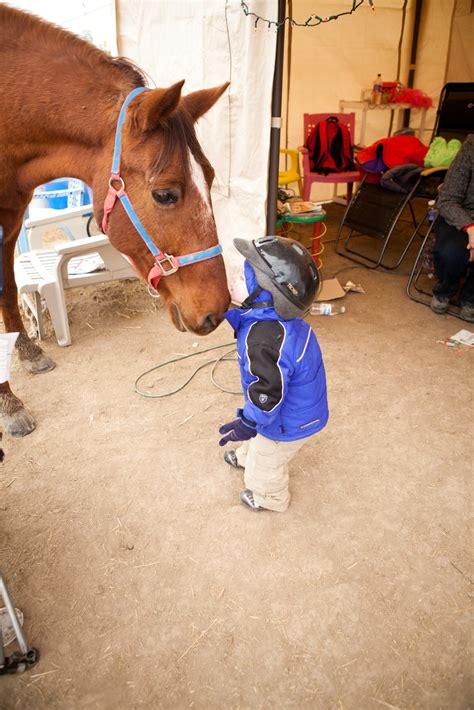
[{"left": 241, "top": 287, "right": 273, "bottom": 309}]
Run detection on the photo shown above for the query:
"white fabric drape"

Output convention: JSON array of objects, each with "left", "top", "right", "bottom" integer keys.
[{"left": 116, "top": 0, "right": 278, "bottom": 272}]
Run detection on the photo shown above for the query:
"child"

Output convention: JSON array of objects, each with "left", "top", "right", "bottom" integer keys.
[{"left": 219, "top": 236, "right": 328, "bottom": 512}]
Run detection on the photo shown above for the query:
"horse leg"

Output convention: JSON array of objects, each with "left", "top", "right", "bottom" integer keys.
[{"left": 1, "top": 209, "right": 55, "bottom": 436}]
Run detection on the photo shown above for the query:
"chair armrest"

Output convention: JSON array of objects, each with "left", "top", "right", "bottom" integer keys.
[
  {"left": 298, "top": 146, "right": 312, "bottom": 175},
  {"left": 25, "top": 204, "right": 94, "bottom": 229},
  {"left": 420, "top": 166, "right": 449, "bottom": 177},
  {"left": 54, "top": 234, "right": 109, "bottom": 255}
]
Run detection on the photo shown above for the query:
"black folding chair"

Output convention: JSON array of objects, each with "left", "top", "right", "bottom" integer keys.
[
  {"left": 406, "top": 215, "right": 467, "bottom": 321},
  {"left": 334, "top": 173, "right": 427, "bottom": 269},
  {"left": 406, "top": 215, "right": 437, "bottom": 304},
  {"left": 432, "top": 82, "right": 474, "bottom": 142},
  {"left": 334, "top": 82, "right": 474, "bottom": 270}
]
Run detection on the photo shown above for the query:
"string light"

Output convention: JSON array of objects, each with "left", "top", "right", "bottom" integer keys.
[{"left": 240, "top": 1, "right": 372, "bottom": 30}]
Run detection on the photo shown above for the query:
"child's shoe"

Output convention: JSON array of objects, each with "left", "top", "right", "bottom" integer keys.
[
  {"left": 224, "top": 450, "right": 243, "bottom": 469},
  {"left": 240, "top": 489, "right": 264, "bottom": 511}
]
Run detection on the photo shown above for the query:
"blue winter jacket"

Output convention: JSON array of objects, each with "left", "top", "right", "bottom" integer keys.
[{"left": 224, "top": 263, "right": 328, "bottom": 442}]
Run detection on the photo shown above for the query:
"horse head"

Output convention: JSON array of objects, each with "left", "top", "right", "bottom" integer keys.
[{"left": 93, "top": 81, "right": 230, "bottom": 335}]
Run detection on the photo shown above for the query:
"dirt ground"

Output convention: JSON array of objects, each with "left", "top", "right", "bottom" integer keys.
[{"left": 1, "top": 205, "right": 472, "bottom": 709}]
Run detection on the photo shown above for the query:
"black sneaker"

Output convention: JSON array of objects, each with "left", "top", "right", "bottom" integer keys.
[
  {"left": 224, "top": 450, "right": 243, "bottom": 469},
  {"left": 460, "top": 303, "right": 474, "bottom": 322},
  {"left": 240, "top": 489, "right": 264, "bottom": 511},
  {"left": 431, "top": 294, "right": 450, "bottom": 314}
]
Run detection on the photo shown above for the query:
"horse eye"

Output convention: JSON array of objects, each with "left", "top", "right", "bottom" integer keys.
[{"left": 152, "top": 189, "right": 180, "bottom": 207}]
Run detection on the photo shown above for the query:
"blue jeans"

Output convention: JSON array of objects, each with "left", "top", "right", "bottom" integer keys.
[{"left": 433, "top": 216, "right": 474, "bottom": 304}]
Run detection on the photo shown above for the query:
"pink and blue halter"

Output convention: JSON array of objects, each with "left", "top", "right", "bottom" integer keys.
[{"left": 102, "top": 87, "right": 223, "bottom": 290}]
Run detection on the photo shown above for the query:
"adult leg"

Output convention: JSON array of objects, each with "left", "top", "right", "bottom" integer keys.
[
  {"left": 1, "top": 207, "right": 55, "bottom": 436},
  {"left": 459, "top": 263, "right": 474, "bottom": 321},
  {"left": 432, "top": 217, "right": 470, "bottom": 300},
  {"left": 243, "top": 434, "right": 307, "bottom": 512},
  {"left": 460, "top": 264, "right": 474, "bottom": 304}
]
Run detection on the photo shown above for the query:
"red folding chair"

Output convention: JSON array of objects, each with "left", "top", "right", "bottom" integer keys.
[{"left": 299, "top": 113, "right": 359, "bottom": 203}]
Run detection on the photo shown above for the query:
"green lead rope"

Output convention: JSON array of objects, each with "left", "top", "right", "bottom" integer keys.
[{"left": 134, "top": 342, "right": 241, "bottom": 398}]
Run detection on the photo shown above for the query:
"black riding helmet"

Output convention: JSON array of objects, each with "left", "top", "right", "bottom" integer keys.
[{"left": 233, "top": 236, "right": 321, "bottom": 320}]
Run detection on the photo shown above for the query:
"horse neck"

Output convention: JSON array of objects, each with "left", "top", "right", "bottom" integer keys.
[
  {"left": 22, "top": 81, "right": 139, "bottom": 195},
  {"left": 3, "top": 17, "right": 140, "bottom": 190}
]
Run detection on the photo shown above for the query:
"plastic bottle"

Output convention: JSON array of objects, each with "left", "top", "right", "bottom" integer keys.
[
  {"left": 427, "top": 199, "right": 437, "bottom": 223},
  {"left": 372, "top": 73, "right": 383, "bottom": 105},
  {"left": 310, "top": 302, "right": 346, "bottom": 316}
]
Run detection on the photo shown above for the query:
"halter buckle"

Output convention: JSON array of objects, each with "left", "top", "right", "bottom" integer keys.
[
  {"left": 108, "top": 175, "right": 126, "bottom": 192},
  {"left": 155, "top": 254, "right": 179, "bottom": 276}
]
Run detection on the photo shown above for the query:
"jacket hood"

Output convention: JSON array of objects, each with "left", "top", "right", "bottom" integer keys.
[
  {"left": 244, "top": 261, "right": 273, "bottom": 304},
  {"left": 225, "top": 262, "right": 281, "bottom": 331}
]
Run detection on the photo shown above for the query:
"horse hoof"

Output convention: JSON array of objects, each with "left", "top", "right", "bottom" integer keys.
[
  {"left": 22, "top": 353, "right": 56, "bottom": 375},
  {"left": 3, "top": 409, "right": 37, "bottom": 437}
]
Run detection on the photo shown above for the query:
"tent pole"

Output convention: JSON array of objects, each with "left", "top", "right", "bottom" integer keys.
[
  {"left": 266, "top": 0, "right": 286, "bottom": 235},
  {"left": 403, "top": 0, "right": 423, "bottom": 128}
]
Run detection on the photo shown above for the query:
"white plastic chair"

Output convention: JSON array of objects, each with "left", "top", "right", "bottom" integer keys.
[
  {"left": 24, "top": 203, "right": 96, "bottom": 250},
  {"left": 14, "top": 209, "right": 137, "bottom": 346}
]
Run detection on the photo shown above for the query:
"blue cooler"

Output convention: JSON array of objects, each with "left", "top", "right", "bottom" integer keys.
[{"left": 44, "top": 179, "right": 69, "bottom": 209}]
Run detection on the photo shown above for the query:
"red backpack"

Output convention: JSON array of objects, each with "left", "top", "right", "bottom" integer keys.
[{"left": 306, "top": 117, "right": 355, "bottom": 174}]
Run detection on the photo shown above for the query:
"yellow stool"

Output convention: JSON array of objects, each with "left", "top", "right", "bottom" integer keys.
[{"left": 278, "top": 149, "right": 303, "bottom": 197}]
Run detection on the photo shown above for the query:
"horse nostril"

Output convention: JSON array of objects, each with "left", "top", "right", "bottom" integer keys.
[{"left": 200, "top": 312, "right": 219, "bottom": 333}]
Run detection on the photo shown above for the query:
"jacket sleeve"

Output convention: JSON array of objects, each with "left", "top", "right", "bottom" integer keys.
[
  {"left": 241, "top": 320, "right": 292, "bottom": 427},
  {"left": 437, "top": 140, "right": 474, "bottom": 230}
]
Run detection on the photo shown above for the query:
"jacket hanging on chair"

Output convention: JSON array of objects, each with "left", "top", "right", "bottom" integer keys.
[{"left": 356, "top": 135, "right": 428, "bottom": 174}]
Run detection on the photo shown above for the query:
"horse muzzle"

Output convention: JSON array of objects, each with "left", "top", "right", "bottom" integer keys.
[{"left": 170, "top": 304, "right": 222, "bottom": 335}]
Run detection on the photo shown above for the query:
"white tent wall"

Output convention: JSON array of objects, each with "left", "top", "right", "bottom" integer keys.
[
  {"left": 281, "top": 0, "right": 457, "bottom": 201},
  {"left": 116, "top": 0, "right": 278, "bottom": 273}
]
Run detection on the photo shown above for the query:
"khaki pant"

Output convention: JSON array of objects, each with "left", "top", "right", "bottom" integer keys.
[{"left": 236, "top": 434, "right": 308, "bottom": 512}]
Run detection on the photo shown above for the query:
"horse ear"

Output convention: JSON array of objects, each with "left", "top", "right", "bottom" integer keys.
[
  {"left": 132, "top": 81, "right": 185, "bottom": 131},
  {"left": 181, "top": 83, "right": 230, "bottom": 122}
]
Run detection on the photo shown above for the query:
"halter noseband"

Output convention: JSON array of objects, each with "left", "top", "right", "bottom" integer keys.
[{"left": 102, "top": 87, "right": 223, "bottom": 290}]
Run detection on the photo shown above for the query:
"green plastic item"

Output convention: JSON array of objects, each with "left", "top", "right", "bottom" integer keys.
[
  {"left": 282, "top": 211, "right": 326, "bottom": 224},
  {"left": 276, "top": 210, "right": 326, "bottom": 227},
  {"left": 424, "top": 136, "right": 462, "bottom": 168}
]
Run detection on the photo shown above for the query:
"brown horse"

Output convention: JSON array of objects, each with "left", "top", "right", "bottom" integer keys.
[{"left": 0, "top": 5, "right": 230, "bottom": 437}]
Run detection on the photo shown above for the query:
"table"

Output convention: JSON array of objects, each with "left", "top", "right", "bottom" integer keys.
[
  {"left": 339, "top": 100, "right": 428, "bottom": 146},
  {"left": 277, "top": 209, "right": 326, "bottom": 268}
]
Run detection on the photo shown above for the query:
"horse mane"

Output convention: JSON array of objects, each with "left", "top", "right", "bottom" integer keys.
[
  {"left": 108, "top": 57, "right": 146, "bottom": 88},
  {"left": 0, "top": 4, "right": 145, "bottom": 88}
]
